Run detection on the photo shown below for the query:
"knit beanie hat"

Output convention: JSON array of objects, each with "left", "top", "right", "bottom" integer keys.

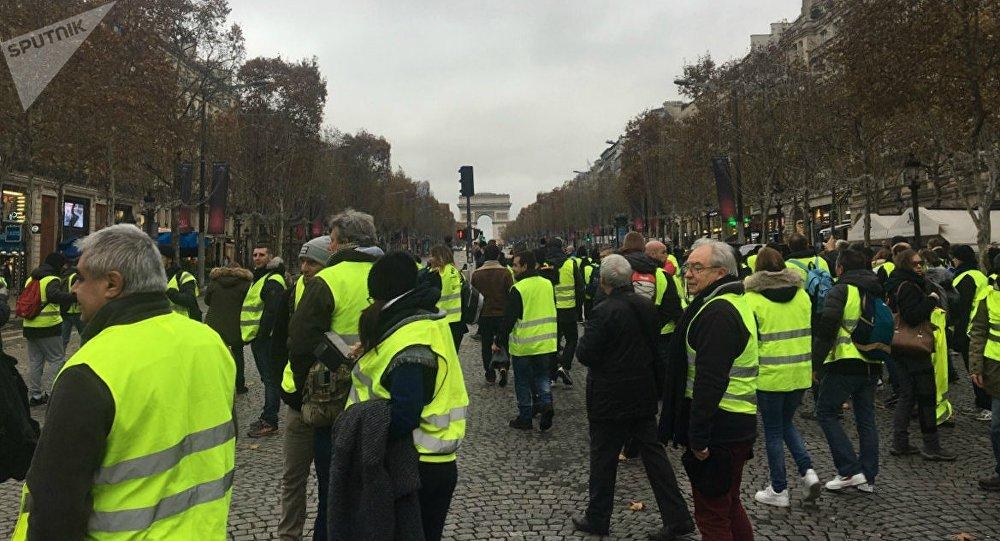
[
  {"left": 299, "top": 236, "right": 332, "bottom": 265},
  {"left": 952, "top": 244, "right": 976, "bottom": 265},
  {"left": 44, "top": 252, "right": 67, "bottom": 269},
  {"left": 367, "top": 252, "right": 417, "bottom": 302}
]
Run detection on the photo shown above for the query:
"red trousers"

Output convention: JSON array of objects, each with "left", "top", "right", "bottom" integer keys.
[{"left": 691, "top": 441, "right": 754, "bottom": 541}]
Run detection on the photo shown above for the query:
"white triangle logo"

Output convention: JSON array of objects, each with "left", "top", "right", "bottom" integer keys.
[{"left": 2, "top": 1, "right": 116, "bottom": 111}]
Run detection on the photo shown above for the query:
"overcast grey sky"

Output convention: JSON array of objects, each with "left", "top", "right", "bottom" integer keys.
[{"left": 229, "top": 1, "right": 800, "bottom": 221}]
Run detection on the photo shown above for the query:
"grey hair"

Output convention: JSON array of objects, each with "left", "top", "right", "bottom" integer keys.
[
  {"left": 599, "top": 254, "right": 633, "bottom": 288},
  {"left": 77, "top": 224, "right": 168, "bottom": 295},
  {"left": 701, "top": 239, "right": 738, "bottom": 276},
  {"left": 329, "top": 208, "right": 377, "bottom": 247}
]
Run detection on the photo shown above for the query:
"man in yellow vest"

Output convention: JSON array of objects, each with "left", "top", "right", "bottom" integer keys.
[
  {"left": 969, "top": 280, "right": 1000, "bottom": 492},
  {"left": 951, "top": 244, "right": 994, "bottom": 420},
  {"left": 272, "top": 235, "right": 330, "bottom": 540},
  {"left": 544, "top": 237, "right": 582, "bottom": 386},
  {"left": 13, "top": 224, "right": 235, "bottom": 539},
  {"left": 23, "top": 252, "right": 75, "bottom": 407},
  {"left": 242, "top": 244, "right": 288, "bottom": 438},
  {"left": 288, "top": 209, "right": 382, "bottom": 541},
  {"left": 160, "top": 247, "right": 202, "bottom": 320},
  {"left": 60, "top": 258, "right": 85, "bottom": 349},
  {"left": 659, "top": 239, "right": 758, "bottom": 540},
  {"left": 811, "top": 248, "right": 882, "bottom": 493},
  {"left": 497, "top": 250, "right": 556, "bottom": 431}
]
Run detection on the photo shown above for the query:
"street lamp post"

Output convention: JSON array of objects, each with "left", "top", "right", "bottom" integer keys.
[{"left": 904, "top": 154, "right": 923, "bottom": 248}]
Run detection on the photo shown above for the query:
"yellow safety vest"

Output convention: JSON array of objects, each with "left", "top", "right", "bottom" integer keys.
[
  {"left": 747, "top": 254, "right": 758, "bottom": 273},
  {"left": 874, "top": 262, "right": 895, "bottom": 280},
  {"left": 685, "top": 290, "right": 759, "bottom": 414},
  {"left": 982, "top": 289, "right": 1000, "bottom": 363},
  {"left": 166, "top": 271, "right": 199, "bottom": 318},
  {"left": 825, "top": 285, "right": 882, "bottom": 365},
  {"left": 786, "top": 256, "right": 830, "bottom": 288},
  {"left": 583, "top": 263, "right": 595, "bottom": 299},
  {"left": 436, "top": 263, "right": 462, "bottom": 323},
  {"left": 953, "top": 269, "right": 990, "bottom": 333},
  {"left": 315, "top": 260, "right": 372, "bottom": 342},
  {"left": 346, "top": 314, "right": 469, "bottom": 463},
  {"left": 930, "top": 308, "right": 953, "bottom": 425},
  {"left": 745, "top": 289, "right": 812, "bottom": 392},
  {"left": 281, "top": 276, "right": 309, "bottom": 394},
  {"left": 240, "top": 273, "right": 286, "bottom": 343},
  {"left": 23, "top": 276, "right": 62, "bottom": 328},
  {"left": 14, "top": 312, "right": 235, "bottom": 540},
  {"left": 66, "top": 273, "right": 82, "bottom": 315},
  {"left": 509, "top": 275, "right": 558, "bottom": 357},
  {"left": 554, "top": 259, "right": 578, "bottom": 309}
]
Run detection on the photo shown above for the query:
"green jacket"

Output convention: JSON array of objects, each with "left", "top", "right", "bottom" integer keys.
[{"left": 968, "top": 297, "right": 1000, "bottom": 397}]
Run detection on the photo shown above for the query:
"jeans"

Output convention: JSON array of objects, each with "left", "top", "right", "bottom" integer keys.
[
  {"left": 691, "top": 441, "right": 754, "bottom": 541},
  {"left": 586, "top": 417, "right": 692, "bottom": 532},
  {"left": 279, "top": 408, "right": 315, "bottom": 541},
  {"left": 313, "top": 426, "right": 332, "bottom": 541},
  {"left": 553, "top": 308, "right": 578, "bottom": 377},
  {"left": 26, "top": 335, "right": 65, "bottom": 397},
  {"left": 477, "top": 316, "right": 503, "bottom": 375},
  {"left": 817, "top": 372, "right": 879, "bottom": 484},
  {"left": 251, "top": 337, "right": 280, "bottom": 426},
  {"left": 891, "top": 366, "right": 938, "bottom": 449},
  {"left": 512, "top": 354, "right": 552, "bottom": 421},
  {"left": 230, "top": 344, "right": 246, "bottom": 391},
  {"left": 419, "top": 461, "right": 458, "bottom": 541},
  {"left": 758, "top": 389, "right": 813, "bottom": 493},
  {"left": 60, "top": 313, "right": 84, "bottom": 348}
]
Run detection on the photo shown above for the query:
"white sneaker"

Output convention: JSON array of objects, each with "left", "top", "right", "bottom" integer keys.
[
  {"left": 824, "top": 473, "right": 867, "bottom": 491},
  {"left": 857, "top": 483, "right": 875, "bottom": 493},
  {"left": 976, "top": 409, "right": 993, "bottom": 422},
  {"left": 754, "top": 485, "right": 790, "bottom": 507},
  {"left": 802, "top": 469, "right": 822, "bottom": 502}
]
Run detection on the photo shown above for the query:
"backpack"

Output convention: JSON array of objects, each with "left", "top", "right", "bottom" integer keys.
[
  {"left": 300, "top": 360, "right": 353, "bottom": 428},
  {"left": 460, "top": 274, "right": 484, "bottom": 325},
  {"left": 631, "top": 270, "right": 658, "bottom": 302},
  {"left": 848, "top": 291, "right": 894, "bottom": 363},
  {"left": 0, "top": 352, "right": 40, "bottom": 482},
  {"left": 788, "top": 257, "right": 834, "bottom": 311},
  {"left": 15, "top": 279, "right": 45, "bottom": 319}
]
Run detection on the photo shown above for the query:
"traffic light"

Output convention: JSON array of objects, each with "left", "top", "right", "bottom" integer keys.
[
  {"left": 456, "top": 228, "right": 466, "bottom": 240},
  {"left": 459, "top": 165, "right": 474, "bottom": 197},
  {"left": 727, "top": 216, "right": 737, "bottom": 227}
]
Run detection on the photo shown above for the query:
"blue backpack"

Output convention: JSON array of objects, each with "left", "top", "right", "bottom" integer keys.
[
  {"left": 848, "top": 291, "right": 894, "bottom": 363},
  {"left": 789, "top": 257, "right": 834, "bottom": 311}
]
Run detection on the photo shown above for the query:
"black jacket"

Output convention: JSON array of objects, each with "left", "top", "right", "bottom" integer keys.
[
  {"left": 659, "top": 276, "right": 756, "bottom": 450},
  {"left": 624, "top": 250, "right": 683, "bottom": 330},
  {"left": 23, "top": 263, "right": 76, "bottom": 338},
  {"left": 251, "top": 258, "right": 288, "bottom": 341},
  {"left": 812, "top": 268, "right": 883, "bottom": 373},
  {"left": 164, "top": 265, "right": 201, "bottom": 321},
  {"left": 886, "top": 268, "right": 938, "bottom": 371},
  {"left": 577, "top": 285, "right": 663, "bottom": 421}
]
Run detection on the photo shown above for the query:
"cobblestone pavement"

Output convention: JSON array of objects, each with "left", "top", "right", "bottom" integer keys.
[{"left": 3, "top": 324, "right": 1000, "bottom": 540}]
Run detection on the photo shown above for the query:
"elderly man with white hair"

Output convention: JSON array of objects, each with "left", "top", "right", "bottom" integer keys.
[
  {"left": 659, "top": 239, "right": 760, "bottom": 541},
  {"left": 572, "top": 254, "right": 694, "bottom": 540},
  {"left": 13, "top": 224, "right": 236, "bottom": 540}
]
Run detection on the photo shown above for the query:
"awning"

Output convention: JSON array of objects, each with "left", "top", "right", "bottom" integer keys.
[
  {"left": 885, "top": 207, "right": 942, "bottom": 239},
  {"left": 847, "top": 214, "right": 895, "bottom": 241}
]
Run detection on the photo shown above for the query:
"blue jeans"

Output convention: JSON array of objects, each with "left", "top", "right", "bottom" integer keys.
[
  {"left": 512, "top": 354, "right": 552, "bottom": 421},
  {"left": 992, "top": 398, "right": 1000, "bottom": 477},
  {"left": 251, "top": 337, "right": 280, "bottom": 426},
  {"left": 758, "top": 389, "right": 813, "bottom": 492},
  {"left": 60, "top": 313, "right": 84, "bottom": 348},
  {"left": 817, "top": 372, "right": 879, "bottom": 484}
]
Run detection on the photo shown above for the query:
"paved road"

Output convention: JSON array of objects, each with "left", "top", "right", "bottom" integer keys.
[{"left": 2, "top": 323, "right": 999, "bottom": 540}]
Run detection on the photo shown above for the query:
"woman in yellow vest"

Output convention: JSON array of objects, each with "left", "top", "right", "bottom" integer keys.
[
  {"left": 427, "top": 244, "right": 467, "bottom": 352},
  {"left": 348, "top": 252, "right": 469, "bottom": 541},
  {"left": 743, "top": 247, "right": 821, "bottom": 507}
]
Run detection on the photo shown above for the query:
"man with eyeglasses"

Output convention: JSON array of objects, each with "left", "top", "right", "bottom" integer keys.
[{"left": 659, "top": 239, "right": 759, "bottom": 541}]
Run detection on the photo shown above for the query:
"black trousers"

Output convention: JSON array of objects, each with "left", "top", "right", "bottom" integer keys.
[
  {"left": 892, "top": 366, "right": 938, "bottom": 448},
  {"left": 230, "top": 344, "right": 246, "bottom": 391},
  {"left": 586, "top": 416, "right": 692, "bottom": 531},
  {"left": 959, "top": 344, "right": 993, "bottom": 410},
  {"left": 419, "top": 461, "right": 458, "bottom": 541},
  {"left": 477, "top": 316, "right": 504, "bottom": 374},
  {"left": 449, "top": 322, "right": 467, "bottom": 355},
  {"left": 552, "top": 308, "right": 578, "bottom": 377}
]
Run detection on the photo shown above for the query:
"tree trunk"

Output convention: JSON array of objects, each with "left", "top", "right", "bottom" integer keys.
[
  {"left": 276, "top": 195, "right": 286, "bottom": 260},
  {"left": 863, "top": 175, "right": 872, "bottom": 247}
]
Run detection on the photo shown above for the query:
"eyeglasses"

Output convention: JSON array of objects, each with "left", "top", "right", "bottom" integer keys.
[
  {"left": 912, "top": 260, "right": 924, "bottom": 267},
  {"left": 683, "top": 264, "right": 721, "bottom": 275}
]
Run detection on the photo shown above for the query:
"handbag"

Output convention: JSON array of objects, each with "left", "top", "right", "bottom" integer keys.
[{"left": 891, "top": 312, "right": 936, "bottom": 357}]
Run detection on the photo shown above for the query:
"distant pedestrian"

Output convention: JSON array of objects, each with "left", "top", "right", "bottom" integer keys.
[
  {"left": 23, "top": 252, "right": 75, "bottom": 406},
  {"left": 205, "top": 262, "right": 253, "bottom": 394},
  {"left": 950, "top": 244, "right": 993, "bottom": 420},
  {"left": 573, "top": 254, "right": 694, "bottom": 540},
  {"left": 242, "top": 244, "right": 288, "bottom": 438},
  {"left": 161, "top": 247, "right": 201, "bottom": 320},
  {"left": 427, "top": 244, "right": 467, "bottom": 352},
  {"left": 968, "top": 270, "right": 1000, "bottom": 492},
  {"left": 59, "top": 260, "right": 84, "bottom": 349},
  {"left": 472, "top": 243, "right": 514, "bottom": 385},
  {"left": 544, "top": 237, "right": 582, "bottom": 386}
]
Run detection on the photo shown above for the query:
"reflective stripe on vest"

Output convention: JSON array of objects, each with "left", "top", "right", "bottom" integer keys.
[
  {"left": 23, "top": 276, "right": 62, "bottom": 328},
  {"left": 745, "top": 288, "right": 812, "bottom": 392},
  {"left": 240, "top": 273, "right": 286, "bottom": 342},
  {"left": 685, "top": 290, "right": 759, "bottom": 414},
  {"left": 436, "top": 264, "right": 463, "bottom": 323},
  {"left": 166, "top": 272, "right": 198, "bottom": 317},
  {"left": 509, "top": 275, "right": 558, "bottom": 356},
  {"left": 555, "top": 259, "right": 577, "bottom": 309},
  {"left": 825, "top": 285, "right": 878, "bottom": 365},
  {"left": 66, "top": 273, "right": 81, "bottom": 314},
  {"left": 931, "top": 308, "right": 953, "bottom": 425},
  {"left": 953, "top": 269, "right": 990, "bottom": 334},
  {"left": 346, "top": 315, "right": 469, "bottom": 463},
  {"left": 14, "top": 313, "right": 236, "bottom": 539}
]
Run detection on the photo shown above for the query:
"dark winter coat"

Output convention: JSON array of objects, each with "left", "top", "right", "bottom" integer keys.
[
  {"left": 969, "top": 296, "right": 1000, "bottom": 397},
  {"left": 204, "top": 266, "right": 252, "bottom": 347},
  {"left": 886, "top": 268, "right": 938, "bottom": 372},
  {"left": 577, "top": 285, "right": 664, "bottom": 422},
  {"left": 812, "top": 268, "right": 883, "bottom": 373}
]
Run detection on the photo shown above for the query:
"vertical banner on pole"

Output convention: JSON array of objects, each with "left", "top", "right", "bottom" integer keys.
[
  {"left": 208, "top": 162, "right": 229, "bottom": 235},
  {"left": 711, "top": 157, "right": 737, "bottom": 223},
  {"left": 176, "top": 162, "right": 193, "bottom": 231}
]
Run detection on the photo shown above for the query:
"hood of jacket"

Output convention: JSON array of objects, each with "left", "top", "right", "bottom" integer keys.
[
  {"left": 253, "top": 257, "right": 286, "bottom": 281},
  {"left": 837, "top": 268, "right": 883, "bottom": 297},
  {"left": 622, "top": 251, "right": 658, "bottom": 274},
  {"left": 744, "top": 268, "right": 802, "bottom": 303},
  {"left": 210, "top": 266, "right": 253, "bottom": 286},
  {"left": 367, "top": 285, "right": 444, "bottom": 350}
]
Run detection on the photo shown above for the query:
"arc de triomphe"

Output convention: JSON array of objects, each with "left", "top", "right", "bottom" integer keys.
[{"left": 456, "top": 192, "right": 511, "bottom": 241}]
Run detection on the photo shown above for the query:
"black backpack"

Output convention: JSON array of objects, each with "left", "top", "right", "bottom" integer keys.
[{"left": 0, "top": 352, "right": 39, "bottom": 482}]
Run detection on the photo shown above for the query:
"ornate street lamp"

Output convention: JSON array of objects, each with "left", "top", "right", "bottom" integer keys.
[{"left": 903, "top": 154, "right": 923, "bottom": 248}]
